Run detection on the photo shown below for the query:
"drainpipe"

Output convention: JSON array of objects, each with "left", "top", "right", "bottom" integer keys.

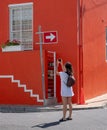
[{"left": 77, "top": 0, "right": 85, "bottom": 104}]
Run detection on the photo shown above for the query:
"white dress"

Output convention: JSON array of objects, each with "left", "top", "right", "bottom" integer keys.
[{"left": 59, "top": 72, "right": 74, "bottom": 97}]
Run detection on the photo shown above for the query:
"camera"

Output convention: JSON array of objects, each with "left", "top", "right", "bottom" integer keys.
[{"left": 58, "top": 59, "right": 61, "bottom": 62}]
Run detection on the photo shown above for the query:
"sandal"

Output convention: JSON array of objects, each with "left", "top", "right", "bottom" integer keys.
[
  {"left": 59, "top": 118, "right": 66, "bottom": 122},
  {"left": 66, "top": 117, "right": 72, "bottom": 120}
]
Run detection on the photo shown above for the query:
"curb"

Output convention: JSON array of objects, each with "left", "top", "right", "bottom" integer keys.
[{"left": 0, "top": 103, "right": 106, "bottom": 113}]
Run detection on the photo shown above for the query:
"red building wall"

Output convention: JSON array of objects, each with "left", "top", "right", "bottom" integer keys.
[
  {"left": 34, "top": 0, "right": 79, "bottom": 103},
  {"left": 0, "top": 0, "right": 79, "bottom": 105},
  {"left": 1, "top": 0, "right": 107, "bottom": 105},
  {"left": 83, "top": 0, "right": 107, "bottom": 99},
  {"left": 0, "top": 51, "right": 45, "bottom": 105},
  {"left": 39, "top": 0, "right": 79, "bottom": 103}
]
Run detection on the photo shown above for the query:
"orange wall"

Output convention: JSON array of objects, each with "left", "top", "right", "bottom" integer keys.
[
  {"left": 0, "top": 51, "right": 44, "bottom": 105},
  {"left": 83, "top": 0, "right": 107, "bottom": 99},
  {"left": 34, "top": 0, "right": 78, "bottom": 60},
  {"left": 0, "top": 0, "right": 107, "bottom": 103},
  {"left": 34, "top": 0, "right": 78, "bottom": 102},
  {"left": 0, "top": 0, "right": 79, "bottom": 103}
]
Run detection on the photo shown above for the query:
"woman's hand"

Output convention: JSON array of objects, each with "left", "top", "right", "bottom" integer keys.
[
  {"left": 57, "top": 59, "right": 63, "bottom": 64},
  {"left": 56, "top": 58, "right": 64, "bottom": 72}
]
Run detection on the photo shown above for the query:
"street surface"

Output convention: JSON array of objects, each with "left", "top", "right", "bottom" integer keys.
[{"left": 0, "top": 108, "right": 107, "bottom": 130}]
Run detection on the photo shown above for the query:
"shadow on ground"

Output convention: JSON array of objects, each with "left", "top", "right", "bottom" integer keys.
[{"left": 32, "top": 121, "right": 60, "bottom": 128}]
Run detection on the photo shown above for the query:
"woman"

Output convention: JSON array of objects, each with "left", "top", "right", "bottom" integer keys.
[{"left": 56, "top": 59, "right": 74, "bottom": 122}]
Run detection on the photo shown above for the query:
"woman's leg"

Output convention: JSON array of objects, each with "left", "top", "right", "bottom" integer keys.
[
  {"left": 67, "top": 97, "right": 72, "bottom": 119},
  {"left": 62, "top": 97, "right": 68, "bottom": 120}
]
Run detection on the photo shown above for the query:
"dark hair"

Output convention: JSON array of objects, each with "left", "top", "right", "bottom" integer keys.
[{"left": 65, "top": 62, "right": 73, "bottom": 75}]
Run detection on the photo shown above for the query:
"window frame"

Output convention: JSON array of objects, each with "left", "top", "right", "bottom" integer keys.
[{"left": 9, "top": 3, "right": 33, "bottom": 50}]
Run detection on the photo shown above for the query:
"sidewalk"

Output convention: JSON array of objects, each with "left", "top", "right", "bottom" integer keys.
[
  {"left": 36, "top": 93, "right": 107, "bottom": 112},
  {"left": 0, "top": 94, "right": 107, "bottom": 112},
  {"left": 73, "top": 93, "right": 107, "bottom": 110}
]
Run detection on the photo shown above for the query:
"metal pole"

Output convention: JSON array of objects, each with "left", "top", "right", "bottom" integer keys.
[{"left": 38, "top": 25, "right": 46, "bottom": 104}]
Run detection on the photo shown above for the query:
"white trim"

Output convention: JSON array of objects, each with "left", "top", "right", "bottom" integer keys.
[
  {"left": 0, "top": 75, "right": 43, "bottom": 103},
  {"left": 54, "top": 52, "right": 56, "bottom": 97},
  {"left": 32, "top": 4, "right": 34, "bottom": 49},
  {"left": 8, "top": 2, "right": 33, "bottom": 8},
  {"left": 47, "top": 51, "right": 56, "bottom": 98}
]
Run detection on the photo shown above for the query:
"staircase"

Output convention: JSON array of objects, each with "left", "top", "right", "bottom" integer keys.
[{"left": 0, "top": 75, "right": 43, "bottom": 105}]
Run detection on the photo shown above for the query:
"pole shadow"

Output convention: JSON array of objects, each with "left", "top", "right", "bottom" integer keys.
[{"left": 31, "top": 121, "right": 60, "bottom": 128}]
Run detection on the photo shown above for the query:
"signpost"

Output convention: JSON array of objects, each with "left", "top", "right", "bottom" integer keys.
[
  {"left": 38, "top": 26, "right": 46, "bottom": 104},
  {"left": 36, "top": 26, "right": 58, "bottom": 105}
]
